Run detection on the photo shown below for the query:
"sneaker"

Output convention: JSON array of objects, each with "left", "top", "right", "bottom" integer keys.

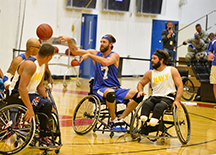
[
  {"left": 113, "top": 119, "right": 125, "bottom": 126},
  {"left": 112, "top": 119, "right": 127, "bottom": 132},
  {"left": 112, "top": 126, "right": 127, "bottom": 132},
  {"left": 40, "top": 136, "right": 54, "bottom": 146}
]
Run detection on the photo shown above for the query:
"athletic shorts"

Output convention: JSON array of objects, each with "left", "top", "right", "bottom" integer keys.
[
  {"left": 95, "top": 87, "right": 130, "bottom": 103},
  {"left": 210, "top": 66, "right": 216, "bottom": 84},
  {"left": 29, "top": 93, "right": 51, "bottom": 108}
]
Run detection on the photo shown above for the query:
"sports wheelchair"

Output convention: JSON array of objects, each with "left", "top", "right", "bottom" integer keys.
[
  {"left": 72, "top": 79, "right": 134, "bottom": 138},
  {"left": 130, "top": 100, "right": 191, "bottom": 145},
  {"left": 178, "top": 69, "right": 195, "bottom": 101},
  {"left": 0, "top": 88, "right": 62, "bottom": 155}
]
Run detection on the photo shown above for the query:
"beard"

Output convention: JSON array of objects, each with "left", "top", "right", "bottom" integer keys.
[
  {"left": 100, "top": 45, "right": 109, "bottom": 53},
  {"left": 152, "top": 61, "right": 161, "bottom": 69}
]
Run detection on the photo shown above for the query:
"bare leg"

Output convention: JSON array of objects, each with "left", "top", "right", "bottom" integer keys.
[
  {"left": 119, "top": 100, "right": 138, "bottom": 119},
  {"left": 119, "top": 89, "right": 138, "bottom": 119}
]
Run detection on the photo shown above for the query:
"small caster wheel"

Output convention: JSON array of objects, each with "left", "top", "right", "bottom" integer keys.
[
  {"left": 131, "top": 134, "right": 138, "bottom": 140},
  {"left": 55, "top": 149, "right": 60, "bottom": 154},
  {"left": 161, "top": 138, "right": 166, "bottom": 145},
  {"left": 14, "top": 141, "right": 18, "bottom": 147},
  {"left": 137, "top": 137, "right": 141, "bottom": 142},
  {"left": 93, "top": 128, "right": 96, "bottom": 132},
  {"left": 110, "top": 132, "right": 114, "bottom": 138},
  {"left": 76, "top": 80, "right": 81, "bottom": 87},
  {"left": 63, "top": 82, "right": 67, "bottom": 88},
  {"left": 43, "top": 150, "right": 48, "bottom": 155}
]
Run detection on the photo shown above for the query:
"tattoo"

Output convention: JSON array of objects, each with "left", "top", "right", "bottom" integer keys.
[
  {"left": 8, "top": 61, "right": 19, "bottom": 74},
  {"left": 23, "top": 67, "right": 35, "bottom": 76}
]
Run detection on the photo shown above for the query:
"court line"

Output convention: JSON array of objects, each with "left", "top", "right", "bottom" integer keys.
[
  {"left": 63, "top": 111, "right": 216, "bottom": 155},
  {"left": 86, "top": 139, "right": 216, "bottom": 155}
]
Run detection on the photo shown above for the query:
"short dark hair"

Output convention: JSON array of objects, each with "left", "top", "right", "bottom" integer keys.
[
  {"left": 153, "top": 49, "right": 170, "bottom": 65},
  {"left": 208, "top": 33, "right": 215, "bottom": 39},
  {"left": 39, "top": 43, "right": 54, "bottom": 57},
  {"left": 195, "top": 24, "right": 201, "bottom": 28}
]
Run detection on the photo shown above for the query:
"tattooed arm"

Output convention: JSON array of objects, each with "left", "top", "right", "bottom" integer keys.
[
  {"left": 7, "top": 56, "right": 24, "bottom": 75},
  {"left": 18, "top": 61, "right": 36, "bottom": 122}
]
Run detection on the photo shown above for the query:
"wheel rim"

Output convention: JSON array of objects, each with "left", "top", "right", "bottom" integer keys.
[
  {"left": 72, "top": 95, "right": 100, "bottom": 134},
  {"left": 182, "top": 78, "right": 195, "bottom": 101},
  {"left": 173, "top": 104, "right": 191, "bottom": 144},
  {"left": 0, "top": 105, "right": 35, "bottom": 154}
]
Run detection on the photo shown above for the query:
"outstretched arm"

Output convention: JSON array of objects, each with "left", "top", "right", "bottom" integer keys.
[
  {"left": 80, "top": 52, "right": 119, "bottom": 67},
  {"left": 58, "top": 36, "right": 97, "bottom": 56}
]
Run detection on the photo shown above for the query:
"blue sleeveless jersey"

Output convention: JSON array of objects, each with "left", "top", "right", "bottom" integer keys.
[
  {"left": 92, "top": 51, "right": 121, "bottom": 93},
  {"left": 17, "top": 53, "right": 26, "bottom": 60},
  {"left": 209, "top": 38, "right": 216, "bottom": 66}
]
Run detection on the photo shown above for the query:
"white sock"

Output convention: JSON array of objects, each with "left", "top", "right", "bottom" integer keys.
[
  {"left": 149, "top": 118, "right": 159, "bottom": 127},
  {"left": 140, "top": 115, "right": 148, "bottom": 122}
]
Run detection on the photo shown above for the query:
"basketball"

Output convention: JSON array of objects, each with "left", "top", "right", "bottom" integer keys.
[
  {"left": 71, "top": 59, "right": 79, "bottom": 66},
  {"left": 65, "top": 48, "right": 75, "bottom": 56},
  {"left": 36, "top": 23, "right": 53, "bottom": 40},
  {"left": 54, "top": 46, "right": 59, "bottom": 53}
]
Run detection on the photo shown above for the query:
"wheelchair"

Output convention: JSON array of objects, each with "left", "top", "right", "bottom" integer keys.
[
  {"left": 0, "top": 88, "right": 62, "bottom": 155},
  {"left": 72, "top": 79, "right": 134, "bottom": 138},
  {"left": 178, "top": 69, "right": 195, "bottom": 101},
  {"left": 130, "top": 99, "right": 191, "bottom": 145}
]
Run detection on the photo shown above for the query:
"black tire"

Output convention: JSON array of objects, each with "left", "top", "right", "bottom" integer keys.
[
  {"left": 129, "top": 101, "right": 144, "bottom": 139},
  {"left": 182, "top": 77, "right": 195, "bottom": 101},
  {"left": 72, "top": 95, "right": 101, "bottom": 135},
  {"left": 173, "top": 103, "right": 191, "bottom": 144},
  {"left": 0, "top": 104, "right": 35, "bottom": 154}
]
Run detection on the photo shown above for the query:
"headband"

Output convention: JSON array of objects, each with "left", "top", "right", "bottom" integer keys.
[
  {"left": 102, "top": 35, "right": 114, "bottom": 43},
  {"left": 153, "top": 51, "right": 167, "bottom": 61}
]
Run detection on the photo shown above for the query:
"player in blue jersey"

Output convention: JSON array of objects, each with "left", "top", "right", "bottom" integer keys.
[
  {"left": 59, "top": 35, "right": 144, "bottom": 128},
  {"left": 3, "top": 38, "right": 41, "bottom": 88},
  {"left": 207, "top": 33, "right": 216, "bottom": 99},
  {"left": 3, "top": 38, "right": 53, "bottom": 90}
]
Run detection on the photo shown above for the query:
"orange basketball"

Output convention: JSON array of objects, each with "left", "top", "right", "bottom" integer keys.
[
  {"left": 71, "top": 59, "right": 79, "bottom": 66},
  {"left": 54, "top": 46, "right": 59, "bottom": 53},
  {"left": 65, "top": 48, "right": 75, "bottom": 56},
  {"left": 36, "top": 23, "right": 53, "bottom": 40}
]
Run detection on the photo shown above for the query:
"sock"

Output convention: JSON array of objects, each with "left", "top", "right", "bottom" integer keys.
[
  {"left": 149, "top": 118, "right": 159, "bottom": 127},
  {"left": 140, "top": 115, "right": 148, "bottom": 122}
]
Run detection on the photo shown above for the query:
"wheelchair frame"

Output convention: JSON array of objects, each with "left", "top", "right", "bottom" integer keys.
[
  {"left": 130, "top": 100, "right": 191, "bottom": 145},
  {"left": 72, "top": 94, "right": 134, "bottom": 138},
  {"left": 0, "top": 88, "right": 62, "bottom": 155}
]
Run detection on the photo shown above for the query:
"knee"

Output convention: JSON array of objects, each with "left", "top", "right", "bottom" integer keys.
[
  {"left": 132, "top": 92, "right": 144, "bottom": 104},
  {"left": 106, "top": 91, "right": 116, "bottom": 103}
]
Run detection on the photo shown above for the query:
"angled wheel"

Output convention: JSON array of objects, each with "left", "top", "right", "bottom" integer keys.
[
  {"left": 72, "top": 95, "right": 101, "bottom": 135},
  {"left": 0, "top": 104, "right": 35, "bottom": 154},
  {"left": 173, "top": 103, "right": 191, "bottom": 144},
  {"left": 129, "top": 101, "right": 144, "bottom": 140},
  {"left": 182, "top": 77, "right": 195, "bottom": 101}
]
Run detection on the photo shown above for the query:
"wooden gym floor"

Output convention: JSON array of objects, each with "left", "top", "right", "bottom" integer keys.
[{"left": 18, "top": 78, "right": 216, "bottom": 155}]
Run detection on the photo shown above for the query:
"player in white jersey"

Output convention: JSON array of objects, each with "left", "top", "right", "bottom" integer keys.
[
  {"left": 7, "top": 43, "right": 55, "bottom": 144},
  {"left": 137, "top": 49, "right": 183, "bottom": 127}
]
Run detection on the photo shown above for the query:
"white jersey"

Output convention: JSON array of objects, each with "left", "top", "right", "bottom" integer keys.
[
  {"left": 151, "top": 66, "right": 176, "bottom": 99},
  {"left": 10, "top": 57, "right": 45, "bottom": 94}
]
